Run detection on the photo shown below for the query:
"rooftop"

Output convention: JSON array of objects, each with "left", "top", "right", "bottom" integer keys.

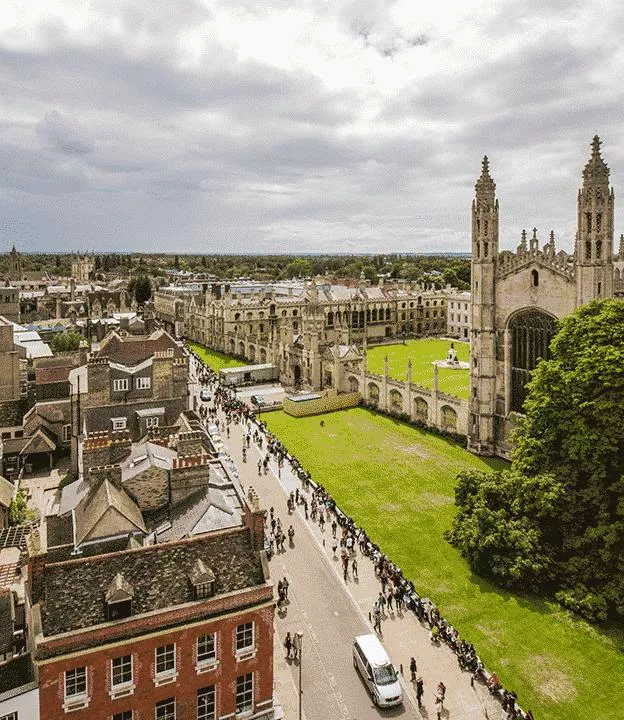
[{"left": 41, "top": 529, "right": 265, "bottom": 636}]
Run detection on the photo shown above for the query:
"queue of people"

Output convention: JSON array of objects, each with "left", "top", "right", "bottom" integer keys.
[{"left": 187, "top": 345, "right": 534, "bottom": 720}]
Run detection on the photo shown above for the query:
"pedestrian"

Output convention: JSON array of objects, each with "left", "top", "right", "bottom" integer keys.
[
  {"left": 332, "top": 538, "right": 338, "bottom": 557},
  {"left": 304, "top": 500, "right": 308, "bottom": 520},
  {"left": 386, "top": 587, "right": 394, "bottom": 613},
  {"left": 352, "top": 556, "right": 358, "bottom": 579},
  {"left": 284, "top": 632, "right": 293, "bottom": 659},
  {"left": 288, "top": 525, "right": 295, "bottom": 545},
  {"left": 373, "top": 603, "right": 382, "bottom": 633},
  {"left": 416, "top": 677, "right": 424, "bottom": 708},
  {"left": 378, "top": 591, "right": 387, "bottom": 616},
  {"left": 319, "top": 510, "right": 325, "bottom": 530},
  {"left": 282, "top": 576, "right": 289, "bottom": 600},
  {"left": 331, "top": 519, "right": 337, "bottom": 538},
  {"left": 410, "top": 657, "right": 417, "bottom": 682},
  {"left": 292, "top": 631, "right": 302, "bottom": 662},
  {"left": 436, "top": 681, "right": 446, "bottom": 716}
]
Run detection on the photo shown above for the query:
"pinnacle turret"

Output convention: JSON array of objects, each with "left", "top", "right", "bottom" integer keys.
[
  {"left": 474, "top": 155, "right": 496, "bottom": 207},
  {"left": 583, "top": 135, "right": 609, "bottom": 183}
]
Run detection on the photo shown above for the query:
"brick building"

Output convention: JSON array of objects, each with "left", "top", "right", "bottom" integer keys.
[
  {"left": 77, "top": 329, "right": 189, "bottom": 441},
  {"left": 30, "top": 489, "right": 275, "bottom": 720}
]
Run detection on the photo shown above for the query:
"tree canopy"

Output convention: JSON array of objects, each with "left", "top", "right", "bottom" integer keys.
[
  {"left": 447, "top": 298, "right": 624, "bottom": 622},
  {"left": 51, "top": 330, "right": 82, "bottom": 353},
  {"left": 128, "top": 275, "right": 152, "bottom": 304}
]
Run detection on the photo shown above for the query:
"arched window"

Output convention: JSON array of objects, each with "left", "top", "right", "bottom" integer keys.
[
  {"left": 414, "top": 397, "right": 428, "bottom": 422},
  {"left": 368, "top": 383, "right": 380, "bottom": 405},
  {"left": 531, "top": 269, "right": 539, "bottom": 287},
  {"left": 327, "top": 311, "right": 334, "bottom": 327},
  {"left": 509, "top": 309, "right": 557, "bottom": 412},
  {"left": 441, "top": 405, "right": 457, "bottom": 432},
  {"left": 389, "top": 390, "right": 402, "bottom": 412},
  {"left": 385, "top": 308, "right": 391, "bottom": 321}
]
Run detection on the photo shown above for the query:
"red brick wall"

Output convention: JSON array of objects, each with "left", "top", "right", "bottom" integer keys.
[{"left": 38, "top": 604, "right": 275, "bottom": 720}]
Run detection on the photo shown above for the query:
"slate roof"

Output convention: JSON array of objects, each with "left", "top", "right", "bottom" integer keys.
[
  {"left": 41, "top": 529, "right": 265, "bottom": 636},
  {"left": 74, "top": 480, "right": 146, "bottom": 546},
  {"left": 0, "top": 587, "right": 14, "bottom": 654},
  {"left": 0, "top": 653, "right": 35, "bottom": 694}
]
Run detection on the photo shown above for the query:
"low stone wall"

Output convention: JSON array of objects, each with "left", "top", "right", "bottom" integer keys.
[{"left": 283, "top": 390, "right": 361, "bottom": 417}]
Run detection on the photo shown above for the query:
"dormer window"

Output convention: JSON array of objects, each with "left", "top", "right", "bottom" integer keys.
[
  {"left": 106, "top": 573, "right": 134, "bottom": 620},
  {"left": 189, "top": 559, "right": 215, "bottom": 600}
]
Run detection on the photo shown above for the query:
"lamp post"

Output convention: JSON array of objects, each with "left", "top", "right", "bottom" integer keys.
[{"left": 295, "top": 631, "right": 303, "bottom": 720}]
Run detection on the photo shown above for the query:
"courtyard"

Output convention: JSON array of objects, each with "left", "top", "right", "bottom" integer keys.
[
  {"left": 366, "top": 338, "right": 470, "bottom": 399},
  {"left": 260, "top": 407, "right": 624, "bottom": 720}
]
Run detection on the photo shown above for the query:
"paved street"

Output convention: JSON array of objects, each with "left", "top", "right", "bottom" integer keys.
[{"left": 191, "top": 363, "right": 502, "bottom": 720}]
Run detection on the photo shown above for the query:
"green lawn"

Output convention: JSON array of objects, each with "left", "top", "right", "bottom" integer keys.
[
  {"left": 367, "top": 339, "right": 470, "bottom": 400},
  {"left": 260, "top": 407, "right": 624, "bottom": 720},
  {"left": 187, "top": 341, "right": 247, "bottom": 372}
]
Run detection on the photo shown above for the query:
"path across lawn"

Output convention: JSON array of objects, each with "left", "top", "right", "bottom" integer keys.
[
  {"left": 367, "top": 338, "right": 470, "bottom": 399},
  {"left": 260, "top": 407, "right": 624, "bottom": 720}
]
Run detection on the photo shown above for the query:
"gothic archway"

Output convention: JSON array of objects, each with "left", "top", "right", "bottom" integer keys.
[{"left": 508, "top": 308, "right": 557, "bottom": 412}]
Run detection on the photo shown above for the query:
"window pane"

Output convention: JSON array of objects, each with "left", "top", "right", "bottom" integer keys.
[
  {"left": 235, "top": 623, "right": 253, "bottom": 651},
  {"left": 113, "top": 712, "right": 133, "bottom": 720},
  {"left": 197, "top": 634, "right": 216, "bottom": 663},
  {"left": 236, "top": 673, "right": 253, "bottom": 713},
  {"left": 197, "top": 686, "right": 216, "bottom": 720},
  {"left": 156, "top": 644, "right": 175, "bottom": 674},
  {"left": 65, "top": 667, "right": 87, "bottom": 698},
  {"left": 155, "top": 698, "right": 175, "bottom": 720},
  {"left": 112, "top": 655, "right": 132, "bottom": 686}
]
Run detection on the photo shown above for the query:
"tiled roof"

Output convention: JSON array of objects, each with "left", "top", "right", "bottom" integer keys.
[
  {"left": 41, "top": 529, "right": 265, "bottom": 636},
  {"left": 35, "top": 365, "right": 72, "bottom": 385},
  {"left": 97, "top": 329, "right": 185, "bottom": 365}
]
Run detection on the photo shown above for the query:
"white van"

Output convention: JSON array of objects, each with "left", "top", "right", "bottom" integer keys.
[{"left": 352, "top": 634, "right": 403, "bottom": 708}]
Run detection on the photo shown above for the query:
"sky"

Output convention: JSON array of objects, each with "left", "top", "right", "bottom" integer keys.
[{"left": 1, "top": 0, "right": 624, "bottom": 255}]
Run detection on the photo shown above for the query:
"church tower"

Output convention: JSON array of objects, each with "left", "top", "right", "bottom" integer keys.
[
  {"left": 468, "top": 156, "right": 499, "bottom": 455},
  {"left": 7, "top": 245, "right": 22, "bottom": 281},
  {"left": 576, "top": 136, "right": 614, "bottom": 305}
]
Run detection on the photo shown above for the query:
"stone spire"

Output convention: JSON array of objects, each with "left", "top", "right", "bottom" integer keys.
[
  {"left": 474, "top": 155, "right": 496, "bottom": 208},
  {"left": 619, "top": 233, "right": 624, "bottom": 260},
  {"left": 583, "top": 135, "right": 609, "bottom": 184}
]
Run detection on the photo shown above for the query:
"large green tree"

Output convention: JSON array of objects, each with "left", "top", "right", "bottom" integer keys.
[
  {"left": 128, "top": 275, "right": 152, "bottom": 304},
  {"left": 448, "top": 298, "right": 624, "bottom": 621}
]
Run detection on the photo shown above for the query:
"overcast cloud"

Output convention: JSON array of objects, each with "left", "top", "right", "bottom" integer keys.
[{"left": 1, "top": 0, "right": 623, "bottom": 254}]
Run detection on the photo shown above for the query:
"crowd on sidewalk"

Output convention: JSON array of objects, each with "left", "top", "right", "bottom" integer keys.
[{"left": 188, "top": 346, "right": 535, "bottom": 720}]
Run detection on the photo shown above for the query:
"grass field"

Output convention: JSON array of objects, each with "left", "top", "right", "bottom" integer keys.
[
  {"left": 187, "top": 341, "right": 247, "bottom": 372},
  {"left": 366, "top": 339, "right": 470, "bottom": 400},
  {"left": 260, "top": 407, "right": 624, "bottom": 720}
]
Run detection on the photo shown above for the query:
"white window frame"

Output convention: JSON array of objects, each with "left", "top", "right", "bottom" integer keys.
[
  {"left": 154, "top": 644, "right": 177, "bottom": 685},
  {"left": 145, "top": 416, "right": 159, "bottom": 429},
  {"left": 64, "top": 666, "right": 88, "bottom": 710},
  {"left": 0, "top": 713, "right": 18, "bottom": 720},
  {"left": 135, "top": 376, "right": 151, "bottom": 390},
  {"left": 155, "top": 697, "right": 176, "bottom": 720},
  {"left": 235, "top": 672, "right": 253, "bottom": 716},
  {"left": 196, "top": 633, "right": 217, "bottom": 671},
  {"left": 62, "top": 424, "right": 71, "bottom": 443},
  {"left": 235, "top": 622, "right": 255, "bottom": 659},
  {"left": 197, "top": 685, "right": 216, "bottom": 720},
  {"left": 111, "top": 417, "right": 127, "bottom": 431},
  {"left": 110, "top": 655, "right": 134, "bottom": 698},
  {"left": 113, "top": 378, "right": 129, "bottom": 392}
]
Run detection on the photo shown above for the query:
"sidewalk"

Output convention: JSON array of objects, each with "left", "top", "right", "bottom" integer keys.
[{"left": 221, "top": 408, "right": 501, "bottom": 720}]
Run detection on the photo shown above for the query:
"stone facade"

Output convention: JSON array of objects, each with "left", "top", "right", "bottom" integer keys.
[
  {"left": 174, "top": 277, "right": 450, "bottom": 390},
  {"left": 468, "top": 137, "right": 617, "bottom": 457}
]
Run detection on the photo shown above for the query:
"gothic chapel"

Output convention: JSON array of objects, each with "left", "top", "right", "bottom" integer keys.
[{"left": 468, "top": 136, "right": 615, "bottom": 457}]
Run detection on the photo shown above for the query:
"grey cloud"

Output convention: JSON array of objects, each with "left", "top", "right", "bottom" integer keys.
[{"left": 36, "top": 110, "right": 94, "bottom": 155}]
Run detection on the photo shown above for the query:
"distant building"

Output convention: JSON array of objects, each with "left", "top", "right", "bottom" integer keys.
[
  {"left": 70, "top": 255, "right": 95, "bottom": 283},
  {"left": 446, "top": 291, "right": 471, "bottom": 340}
]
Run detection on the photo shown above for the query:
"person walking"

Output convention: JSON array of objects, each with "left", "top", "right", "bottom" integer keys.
[
  {"left": 352, "top": 556, "right": 358, "bottom": 580},
  {"left": 292, "top": 631, "right": 302, "bottom": 662},
  {"left": 373, "top": 603, "right": 382, "bottom": 633},
  {"left": 284, "top": 632, "right": 293, "bottom": 659},
  {"left": 341, "top": 549, "right": 349, "bottom": 581},
  {"left": 386, "top": 587, "right": 394, "bottom": 614},
  {"left": 416, "top": 677, "right": 424, "bottom": 708},
  {"left": 378, "top": 591, "right": 387, "bottom": 616},
  {"left": 282, "top": 576, "right": 289, "bottom": 601},
  {"left": 332, "top": 537, "right": 338, "bottom": 557},
  {"left": 331, "top": 519, "right": 337, "bottom": 538},
  {"left": 410, "top": 657, "right": 417, "bottom": 682},
  {"left": 436, "top": 681, "right": 446, "bottom": 719}
]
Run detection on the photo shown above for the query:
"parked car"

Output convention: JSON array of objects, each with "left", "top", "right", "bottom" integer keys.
[
  {"left": 200, "top": 389, "right": 212, "bottom": 402},
  {"left": 352, "top": 634, "right": 403, "bottom": 708},
  {"left": 250, "top": 395, "right": 265, "bottom": 406}
]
